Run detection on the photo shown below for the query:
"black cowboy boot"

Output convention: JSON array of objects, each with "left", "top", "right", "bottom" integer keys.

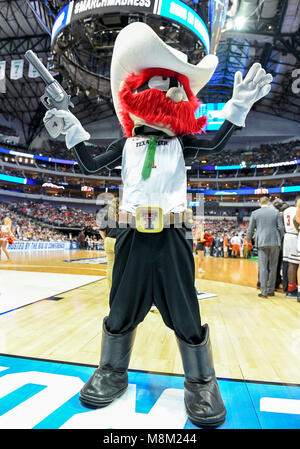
[
  {"left": 79, "top": 317, "right": 136, "bottom": 407},
  {"left": 176, "top": 324, "right": 226, "bottom": 428}
]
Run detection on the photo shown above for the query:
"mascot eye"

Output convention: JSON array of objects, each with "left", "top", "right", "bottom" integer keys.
[
  {"left": 135, "top": 76, "right": 187, "bottom": 99},
  {"left": 148, "top": 76, "right": 171, "bottom": 91}
]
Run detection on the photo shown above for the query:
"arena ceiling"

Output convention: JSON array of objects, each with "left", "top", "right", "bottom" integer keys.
[{"left": 0, "top": 0, "right": 299, "bottom": 146}]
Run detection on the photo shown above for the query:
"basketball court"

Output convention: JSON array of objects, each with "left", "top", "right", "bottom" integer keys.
[{"left": 0, "top": 250, "right": 299, "bottom": 429}]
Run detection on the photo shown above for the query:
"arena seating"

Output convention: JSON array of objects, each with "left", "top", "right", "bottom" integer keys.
[
  {"left": 0, "top": 199, "right": 250, "bottom": 258},
  {"left": 0, "top": 201, "right": 69, "bottom": 242},
  {"left": 0, "top": 138, "right": 298, "bottom": 259},
  {"left": 2, "top": 200, "right": 98, "bottom": 229},
  {"left": 202, "top": 139, "right": 300, "bottom": 166}
]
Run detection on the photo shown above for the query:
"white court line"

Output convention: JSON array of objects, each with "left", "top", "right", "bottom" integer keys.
[
  {"left": 260, "top": 397, "right": 300, "bottom": 415},
  {"left": 0, "top": 271, "right": 105, "bottom": 315},
  {"left": 0, "top": 265, "right": 106, "bottom": 271}
]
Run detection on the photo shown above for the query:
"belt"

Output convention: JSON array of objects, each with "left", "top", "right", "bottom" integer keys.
[
  {"left": 118, "top": 207, "right": 191, "bottom": 233},
  {"left": 119, "top": 211, "right": 185, "bottom": 224}
]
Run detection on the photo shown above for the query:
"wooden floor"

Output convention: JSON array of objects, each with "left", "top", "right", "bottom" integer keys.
[{"left": 0, "top": 250, "right": 299, "bottom": 385}]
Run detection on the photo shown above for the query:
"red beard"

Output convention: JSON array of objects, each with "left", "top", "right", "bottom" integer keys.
[{"left": 118, "top": 69, "right": 207, "bottom": 137}]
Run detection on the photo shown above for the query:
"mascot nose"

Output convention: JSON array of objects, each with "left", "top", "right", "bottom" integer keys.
[{"left": 166, "top": 87, "right": 184, "bottom": 103}]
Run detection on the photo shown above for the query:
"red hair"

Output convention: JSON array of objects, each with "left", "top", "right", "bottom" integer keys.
[{"left": 118, "top": 68, "right": 206, "bottom": 137}]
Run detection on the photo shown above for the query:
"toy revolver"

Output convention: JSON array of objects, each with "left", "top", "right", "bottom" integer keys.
[{"left": 25, "top": 50, "right": 74, "bottom": 138}]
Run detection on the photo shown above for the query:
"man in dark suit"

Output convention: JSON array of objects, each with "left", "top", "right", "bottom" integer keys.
[{"left": 247, "top": 196, "right": 284, "bottom": 298}]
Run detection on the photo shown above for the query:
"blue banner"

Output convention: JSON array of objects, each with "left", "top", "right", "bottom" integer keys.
[
  {"left": 0, "top": 147, "right": 77, "bottom": 166},
  {"left": 51, "top": 1, "right": 74, "bottom": 45},
  {"left": 0, "top": 173, "right": 36, "bottom": 185},
  {"left": 51, "top": 0, "right": 210, "bottom": 53},
  {"left": 188, "top": 186, "right": 300, "bottom": 196},
  {"left": 8, "top": 241, "right": 78, "bottom": 252},
  {"left": 158, "top": 0, "right": 210, "bottom": 53}
]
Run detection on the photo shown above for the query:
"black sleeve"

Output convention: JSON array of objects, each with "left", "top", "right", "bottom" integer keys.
[
  {"left": 179, "top": 120, "right": 238, "bottom": 160},
  {"left": 72, "top": 137, "right": 126, "bottom": 175}
]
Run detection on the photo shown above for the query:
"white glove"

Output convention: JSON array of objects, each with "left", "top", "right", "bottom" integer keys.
[
  {"left": 43, "top": 108, "right": 90, "bottom": 149},
  {"left": 221, "top": 63, "right": 273, "bottom": 127}
]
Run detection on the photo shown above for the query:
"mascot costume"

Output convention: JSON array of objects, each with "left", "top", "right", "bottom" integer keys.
[{"left": 44, "top": 22, "right": 272, "bottom": 428}]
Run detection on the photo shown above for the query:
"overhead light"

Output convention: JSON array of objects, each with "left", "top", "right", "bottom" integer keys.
[{"left": 235, "top": 16, "right": 247, "bottom": 30}]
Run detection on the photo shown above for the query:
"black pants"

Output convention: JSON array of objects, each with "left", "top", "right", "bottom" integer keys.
[
  {"left": 258, "top": 246, "right": 280, "bottom": 295},
  {"left": 282, "top": 260, "right": 289, "bottom": 292},
  {"left": 275, "top": 247, "right": 283, "bottom": 289},
  {"left": 106, "top": 226, "right": 203, "bottom": 345}
]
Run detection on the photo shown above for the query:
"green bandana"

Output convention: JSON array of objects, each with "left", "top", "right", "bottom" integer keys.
[{"left": 141, "top": 135, "right": 158, "bottom": 180}]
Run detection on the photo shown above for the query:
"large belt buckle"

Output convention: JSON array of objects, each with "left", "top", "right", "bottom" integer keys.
[{"left": 136, "top": 206, "right": 163, "bottom": 233}]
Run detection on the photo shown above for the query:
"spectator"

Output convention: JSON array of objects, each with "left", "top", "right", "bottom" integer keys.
[
  {"left": 230, "top": 233, "right": 241, "bottom": 257},
  {"left": 203, "top": 230, "right": 213, "bottom": 256},
  {"left": 78, "top": 229, "right": 86, "bottom": 249},
  {"left": 247, "top": 196, "right": 284, "bottom": 298},
  {"left": 195, "top": 225, "right": 206, "bottom": 273},
  {"left": 98, "top": 198, "right": 120, "bottom": 293},
  {"left": 223, "top": 232, "right": 229, "bottom": 257},
  {"left": 214, "top": 233, "right": 223, "bottom": 257},
  {"left": 281, "top": 198, "right": 299, "bottom": 298}
]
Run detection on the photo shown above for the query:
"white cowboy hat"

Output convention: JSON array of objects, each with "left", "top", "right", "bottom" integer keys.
[{"left": 110, "top": 22, "right": 218, "bottom": 122}]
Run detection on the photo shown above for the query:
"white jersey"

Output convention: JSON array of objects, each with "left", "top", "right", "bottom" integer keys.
[
  {"left": 230, "top": 236, "right": 241, "bottom": 246},
  {"left": 121, "top": 136, "right": 187, "bottom": 215},
  {"left": 283, "top": 206, "right": 297, "bottom": 235},
  {"left": 283, "top": 233, "right": 299, "bottom": 263}
]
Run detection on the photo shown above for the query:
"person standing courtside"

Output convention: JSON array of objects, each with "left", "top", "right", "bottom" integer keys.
[
  {"left": 98, "top": 197, "right": 120, "bottom": 294},
  {"left": 282, "top": 199, "right": 299, "bottom": 297},
  {"left": 247, "top": 196, "right": 284, "bottom": 298}
]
